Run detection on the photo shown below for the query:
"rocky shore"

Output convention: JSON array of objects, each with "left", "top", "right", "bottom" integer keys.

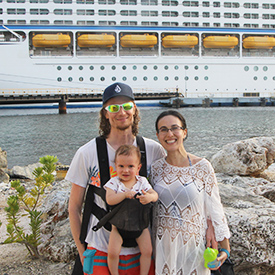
[{"left": 1, "top": 136, "right": 275, "bottom": 275}]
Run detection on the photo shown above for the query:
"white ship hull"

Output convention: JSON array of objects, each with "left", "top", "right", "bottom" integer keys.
[{"left": 1, "top": 1, "right": 275, "bottom": 99}]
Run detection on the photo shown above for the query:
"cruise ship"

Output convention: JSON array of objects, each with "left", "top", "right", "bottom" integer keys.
[{"left": 1, "top": 0, "right": 275, "bottom": 102}]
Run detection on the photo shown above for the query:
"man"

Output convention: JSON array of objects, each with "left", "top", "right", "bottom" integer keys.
[{"left": 66, "top": 82, "right": 217, "bottom": 275}]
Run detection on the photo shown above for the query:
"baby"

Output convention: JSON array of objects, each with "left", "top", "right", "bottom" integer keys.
[{"left": 105, "top": 144, "right": 158, "bottom": 275}]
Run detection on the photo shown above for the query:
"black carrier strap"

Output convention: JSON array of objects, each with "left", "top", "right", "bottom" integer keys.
[{"left": 79, "top": 135, "right": 146, "bottom": 244}]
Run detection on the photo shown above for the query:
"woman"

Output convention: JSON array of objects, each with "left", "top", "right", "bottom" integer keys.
[{"left": 151, "top": 110, "right": 231, "bottom": 275}]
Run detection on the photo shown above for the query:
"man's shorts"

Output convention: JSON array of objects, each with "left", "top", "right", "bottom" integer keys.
[{"left": 83, "top": 247, "right": 155, "bottom": 275}]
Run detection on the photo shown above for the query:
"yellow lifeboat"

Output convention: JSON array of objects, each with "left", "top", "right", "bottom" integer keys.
[
  {"left": 162, "top": 35, "right": 198, "bottom": 48},
  {"left": 77, "top": 34, "right": 115, "bottom": 48},
  {"left": 120, "top": 34, "right": 157, "bottom": 48},
  {"left": 243, "top": 36, "right": 275, "bottom": 49},
  {"left": 203, "top": 35, "right": 238, "bottom": 49},
  {"left": 32, "top": 33, "right": 71, "bottom": 47}
]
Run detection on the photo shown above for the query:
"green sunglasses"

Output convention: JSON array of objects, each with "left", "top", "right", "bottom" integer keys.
[{"left": 105, "top": 102, "right": 134, "bottom": 113}]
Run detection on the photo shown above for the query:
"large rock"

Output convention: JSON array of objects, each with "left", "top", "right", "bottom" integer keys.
[
  {"left": 210, "top": 137, "right": 275, "bottom": 176},
  {"left": 216, "top": 174, "right": 275, "bottom": 275},
  {"left": 8, "top": 162, "right": 42, "bottom": 179},
  {"left": 0, "top": 148, "right": 9, "bottom": 183},
  {"left": 0, "top": 148, "right": 8, "bottom": 169},
  {"left": 39, "top": 179, "right": 76, "bottom": 262}
]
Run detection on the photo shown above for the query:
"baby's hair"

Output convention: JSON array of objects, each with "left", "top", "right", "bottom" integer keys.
[{"left": 115, "top": 144, "right": 141, "bottom": 164}]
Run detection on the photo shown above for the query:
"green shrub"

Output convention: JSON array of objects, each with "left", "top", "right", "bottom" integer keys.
[{"left": 2, "top": 155, "right": 58, "bottom": 258}]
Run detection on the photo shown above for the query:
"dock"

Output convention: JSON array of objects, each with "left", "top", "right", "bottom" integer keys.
[{"left": 160, "top": 96, "right": 275, "bottom": 108}]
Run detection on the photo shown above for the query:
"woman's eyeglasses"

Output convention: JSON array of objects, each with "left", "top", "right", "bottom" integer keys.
[
  {"left": 158, "top": 125, "right": 184, "bottom": 134},
  {"left": 105, "top": 102, "right": 134, "bottom": 113}
]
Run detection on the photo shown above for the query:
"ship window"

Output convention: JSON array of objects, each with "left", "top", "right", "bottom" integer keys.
[
  {"left": 77, "top": 20, "right": 95, "bottom": 25},
  {"left": 162, "top": 11, "right": 178, "bottom": 17},
  {"left": 195, "top": 76, "right": 199, "bottom": 80},
  {"left": 254, "top": 66, "right": 258, "bottom": 71},
  {"left": 253, "top": 76, "right": 257, "bottom": 81},
  {"left": 100, "top": 66, "right": 105, "bottom": 70},
  {"left": 213, "top": 12, "right": 220, "bottom": 18},
  {"left": 162, "top": 0, "right": 178, "bottom": 6},
  {"left": 263, "top": 14, "right": 269, "bottom": 19},
  {"left": 264, "top": 76, "right": 267, "bottom": 81},
  {"left": 184, "top": 65, "right": 189, "bottom": 70},
  {"left": 251, "top": 14, "right": 259, "bottom": 19},
  {"left": 191, "top": 1, "right": 198, "bottom": 7},
  {"left": 0, "top": 9, "right": 2, "bottom": 14},
  {"left": 99, "top": 21, "right": 116, "bottom": 25},
  {"left": 57, "top": 66, "right": 62, "bottom": 70},
  {"left": 143, "top": 76, "right": 148, "bottom": 81},
  {"left": 112, "top": 66, "right": 116, "bottom": 70},
  {"left": 79, "top": 77, "right": 84, "bottom": 81},
  {"left": 31, "top": 20, "right": 49, "bottom": 24},
  {"left": 185, "top": 76, "right": 189, "bottom": 81},
  {"left": 68, "top": 77, "right": 73, "bottom": 82},
  {"left": 57, "top": 77, "right": 62, "bottom": 82},
  {"left": 203, "top": 12, "right": 210, "bottom": 17},
  {"left": 213, "top": 23, "right": 220, "bottom": 27},
  {"left": 204, "top": 66, "right": 208, "bottom": 71},
  {"left": 204, "top": 76, "right": 208, "bottom": 80},
  {"left": 54, "top": 0, "right": 72, "bottom": 3},
  {"left": 174, "top": 65, "right": 179, "bottom": 70},
  {"left": 100, "top": 77, "right": 105, "bottom": 81},
  {"left": 90, "top": 77, "right": 94, "bottom": 81},
  {"left": 224, "top": 13, "right": 231, "bottom": 18},
  {"left": 120, "top": 21, "right": 137, "bottom": 25},
  {"left": 54, "top": 9, "right": 72, "bottom": 15},
  {"left": 77, "top": 9, "right": 94, "bottom": 15},
  {"left": 133, "top": 65, "right": 137, "bottom": 70},
  {"left": 252, "top": 3, "right": 258, "bottom": 8},
  {"left": 175, "top": 76, "right": 179, "bottom": 80},
  {"left": 263, "top": 4, "right": 269, "bottom": 9},
  {"left": 224, "top": 2, "right": 231, "bottom": 8},
  {"left": 30, "top": 0, "right": 49, "bottom": 2},
  {"left": 133, "top": 77, "right": 137, "bottom": 81},
  {"left": 7, "top": 9, "right": 16, "bottom": 14},
  {"left": 263, "top": 24, "right": 270, "bottom": 28},
  {"left": 120, "top": 0, "right": 137, "bottom": 5},
  {"left": 263, "top": 66, "right": 268, "bottom": 71},
  {"left": 143, "top": 65, "right": 148, "bottom": 70},
  {"left": 153, "top": 65, "right": 158, "bottom": 70},
  {"left": 76, "top": 0, "right": 94, "bottom": 3},
  {"left": 112, "top": 77, "right": 116, "bottom": 81},
  {"left": 203, "top": 22, "right": 210, "bottom": 26},
  {"left": 30, "top": 9, "right": 49, "bottom": 15},
  {"left": 162, "top": 21, "right": 178, "bottom": 26},
  {"left": 121, "top": 10, "right": 137, "bottom": 16},
  {"left": 164, "top": 76, "right": 169, "bottom": 81},
  {"left": 182, "top": 1, "right": 190, "bottom": 6},
  {"left": 164, "top": 65, "right": 169, "bottom": 70},
  {"left": 79, "top": 66, "right": 83, "bottom": 70},
  {"left": 142, "top": 10, "right": 158, "bottom": 16},
  {"left": 98, "top": 0, "right": 116, "bottom": 3},
  {"left": 183, "top": 12, "right": 190, "bottom": 17},
  {"left": 213, "top": 2, "right": 220, "bottom": 7},
  {"left": 252, "top": 24, "right": 258, "bottom": 28},
  {"left": 141, "top": 0, "right": 158, "bottom": 5},
  {"left": 191, "top": 12, "right": 199, "bottom": 17},
  {"left": 271, "top": 4, "right": 275, "bottom": 9},
  {"left": 154, "top": 76, "right": 158, "bottom": 80},
  {"left": 244, "top": 13, "right": 250, "bottom": 19},
  {"left": 99, "top": 10, "right": 116, "bottom": 16},
  {"left": 244, "top": 66, "right": 249, "bottom": 71},
  {"left": 122, "top": 77, "right": 127, "bottom": 81},
  {"left": 122, "top": 65, "right": 127, "bottom": 70},
  {"left": 273, "top": 76, "right": 275, "bottom": 80},
  {"left": 54, "top": 20, "right": 73, "bottom": 24},
  {"left": 202, "top": 1, "right": 209, "bottom": 7}
]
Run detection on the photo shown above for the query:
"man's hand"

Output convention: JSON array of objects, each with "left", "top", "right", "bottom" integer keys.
[{"left": 206, "top": 219, "right": 218, "bottom": 250}]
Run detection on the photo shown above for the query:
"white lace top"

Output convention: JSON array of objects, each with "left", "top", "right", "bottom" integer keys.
[{"left": 151, "top": 157, "right": 230, "bottom": 275}]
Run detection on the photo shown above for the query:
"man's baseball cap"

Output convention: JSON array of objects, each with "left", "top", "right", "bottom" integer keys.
[{"left": 103, "top": 82, "right": 135, "bottom": 104}]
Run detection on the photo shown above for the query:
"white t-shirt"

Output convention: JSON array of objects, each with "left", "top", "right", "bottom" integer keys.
[
  {"left": 104, "top": 175, "right": 152, "bottom": 194},
  {"left": 66, "top": 136, "right": 165, "bottom": 255}
]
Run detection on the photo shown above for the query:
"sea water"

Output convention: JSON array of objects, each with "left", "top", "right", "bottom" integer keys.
[{"left": 0, "top": 106, "right": 274, "bottom": 168}]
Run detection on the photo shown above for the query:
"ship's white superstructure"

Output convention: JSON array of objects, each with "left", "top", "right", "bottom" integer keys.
[{"left": 1, "top": 0, "right": 275, "bottom": 98}]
